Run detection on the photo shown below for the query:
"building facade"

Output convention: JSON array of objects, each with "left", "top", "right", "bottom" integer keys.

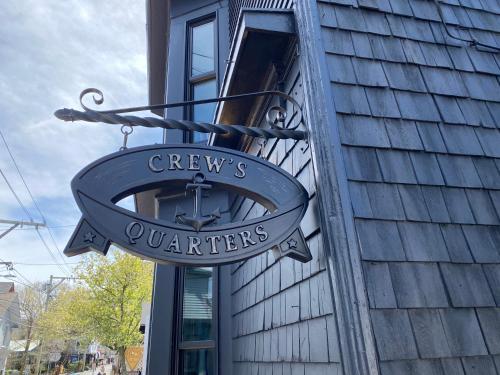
[
  {"left": 0, "top": 282, "right": 20, "bottom": 375},
  {"left": 142, "top": 0, "right": 500, "bottom": 374}
]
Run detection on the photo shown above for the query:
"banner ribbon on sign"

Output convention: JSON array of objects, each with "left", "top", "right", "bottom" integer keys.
[{"left": 65, "top": 144, "right": 312, "bottom": 265}]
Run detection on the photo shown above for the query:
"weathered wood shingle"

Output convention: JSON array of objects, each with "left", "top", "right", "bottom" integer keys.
[
  {"left": 229, "top": 53, "right": 342, "bottom": 372},
  {"left": 370, "top": 309, "right": 419, "bottom": 360},
  {"left": 409, "top": 309, "right": 452, "bottom": 359},
  {"left": 441, "top": 263, "right": 496, "bottom": 307},
  {"left": 390, "top": 263, "right": 448, "bottom": 308},
  {"left": 319, "top": 0, "right": 500, "bottom": 371},
  {"left": 477, "top": 308, "right": 500, "bottom": 354},
  {"left": 232, "top": 0, "right": 500, "bottom": 372}
]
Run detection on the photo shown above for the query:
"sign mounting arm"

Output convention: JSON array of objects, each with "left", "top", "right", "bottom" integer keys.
[{"left": 54, "top": 88, "right": 308, "bottom": 141}]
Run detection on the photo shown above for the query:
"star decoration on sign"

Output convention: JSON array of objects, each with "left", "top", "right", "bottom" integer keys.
[
  {"left": 287, "top": 238, "right": 298, "bottom": 250},
  {"left": 83, "top": 232, "right": 96, "bottom": 243}
]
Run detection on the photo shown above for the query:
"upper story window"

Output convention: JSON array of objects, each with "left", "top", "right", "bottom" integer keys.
[
  {"left": 173, "top": 14, "right": 219, "bottom": 375},
  {"left": 188, "top": 18, "right": 217, "bottom": 144},
  {"left": 191, "top": 21, "right": 215, "bottom": 75}
]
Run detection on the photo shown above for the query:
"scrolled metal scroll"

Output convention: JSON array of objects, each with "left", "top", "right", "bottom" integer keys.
[
  {"left": 55, "top": 88, "right": 307, "bottom": 141},
  {"left": 79, "top": 88, "right": 104, "bottom": 111}
]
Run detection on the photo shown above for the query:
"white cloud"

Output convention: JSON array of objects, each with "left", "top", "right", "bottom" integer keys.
[{"left": 0, "top": 0, "right": 162, "bottom": 283}]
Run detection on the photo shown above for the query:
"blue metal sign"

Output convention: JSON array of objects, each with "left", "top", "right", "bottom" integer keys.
[{"left": 65, "top": 144, "right": 311, "bottom": 265}]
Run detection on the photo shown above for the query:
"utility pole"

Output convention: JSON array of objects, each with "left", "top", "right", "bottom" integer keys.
[
  {"left": 0, "top": 262, "right": 15, "bottom": 278},
  {"left": 0, "top": 262, "right": 13, "bottom": 270},
  {"left": 0, "top": 219, "right": 46, "bottom": 240},
  {"left": 0, "top": 262, "right": 16, "bottom": 279},
  {"left": 35, "top": 275, "right": 80, "bottom": 375}
]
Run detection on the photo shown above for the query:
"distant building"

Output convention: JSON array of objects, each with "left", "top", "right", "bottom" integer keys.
[
  {"left": 0, "top": 282, "right": 20, "bottom": 374},
  {"left": 7, "top": 340, "right": 39, "bottom": 371},
  {"left": 141, "top": 1, "right": 500, "bottom": 374}
]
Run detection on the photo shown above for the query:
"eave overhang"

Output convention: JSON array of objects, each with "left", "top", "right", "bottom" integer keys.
[
  {"left": 213, "top": 9, "right": 296, "bottom": 148},
  {"left": 146, "top": 0, "right": 170, "bottom": 116}
]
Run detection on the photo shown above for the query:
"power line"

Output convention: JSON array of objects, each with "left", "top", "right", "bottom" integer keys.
[
  {"left": 0, "top": 275, "right": 34, "bottom": 290},
  {"left": 0, "top": 129, "right": 43, "bottom": 221},
  {"left": 12, "top": 269, "right": 35, "bottom": 288},
  {"left": 0, "top": 224, "right": 76, "bottom": 230},
  {"left": 434, "top": 0, "right": 500, "bottom": 52},
  {"left": 14, "top": 262, "right": 80, "bottom": 266},
  {"left": 0, "top": 218, "right": 70, "bottom": 275},
  {"left": 0, "top": 257, "right": 42, "bottom": 293},
  {"left": 44, "top": 229, "right": 71, "bottom": 272},
  {"left": 0, "top": 257, "right": 35, "bottom": 288},
  {"left": 0, "top": 219, "right": 46, "bottom": 240},
  {"left": 0, "top": 128, "right": 72, "bottom": 272},
  {"left": 0, "top": 168, "right": 33, "bottom": 221},
  {"left": 35, "top": 230, "right": 70, "bottom": 276}
]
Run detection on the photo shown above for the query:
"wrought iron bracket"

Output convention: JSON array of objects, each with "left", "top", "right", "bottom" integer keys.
[{"left": 54, "top": 88, "right": 308, "bottom": 141}]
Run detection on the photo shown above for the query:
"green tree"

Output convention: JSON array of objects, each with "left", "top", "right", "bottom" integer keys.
[
  {"left": 38, "top": 285, "right": 93, "bottom": 341},
  {"left": 15, "top": 284, "right": 44, "bottom": 374},
  {"left": 41, "top": 250, "right": 153, "bottom": 373}
]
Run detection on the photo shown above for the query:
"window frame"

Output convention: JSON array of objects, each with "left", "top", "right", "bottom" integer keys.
[
  {"left": 186, "top": 15, "right": 218, "bottom": 144},
  {"left": 174, "top": 266, "right": 219, "bottom": 375},
  {"left": 171, "top": 10, "right": 221, "bottom": 375},
  {"left": 147, "top": 2, "right": 230, "bottom": 374}
]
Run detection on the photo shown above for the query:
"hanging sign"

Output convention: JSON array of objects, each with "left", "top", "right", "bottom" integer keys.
[
  {"left": 65, "top": 144, "right": 311, "bottom": 265},
  {"left": 124, "top": 347, "right": 143, "bottom": 371}
]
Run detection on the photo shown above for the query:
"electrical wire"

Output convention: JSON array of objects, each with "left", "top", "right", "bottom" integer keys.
[
  {"left": 12, "top": 269, "right": 35, "bottom": 287},
  {"left": 0, "top": 275, "right": 34, "bottom": 290},
  {"left": 434, "top": 0, "right": 500, "bottom": 52},
  {"left": 0, "top": 129, "right": 42, "bottom": 221},
  {"left": 0, "top": 256, "right": 35, "bottom": 288},
  {"left": 0, "top": 128, "right": 73, "bottom": 273},
  {"left": 14, "top": 262, "right": 80, "bottom": 266},
  {"left": 0, "top": 168, "right": 33, "bottom": 221},
  {"left": 0, "top": 224, "right": 77, "bottom": 230},
  {"left": 45, "top": 230, "right": 72, "bottom": 272},
  {"left": 35, "top": 230, "right": 70, "bottom": 276}
]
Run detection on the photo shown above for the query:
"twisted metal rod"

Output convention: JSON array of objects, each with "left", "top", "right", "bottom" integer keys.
[
  {"left": 54, "top": 108, "right": 307, "bottom": 140},
  {"left": 54, "top": 88, "right": 307, "bottom": 140}
]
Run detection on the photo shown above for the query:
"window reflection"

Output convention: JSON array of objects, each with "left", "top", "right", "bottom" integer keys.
[
  {"left": 182, "top": 267, "right": 213, "bottom": 341},
  {"left": 182, "top": 349, "right": 214, "bottom": 375},
  {"left": 189, "top": 19, "right": 216, "bottom": 144},
  {"left": 193, "top": 80, "right": 217, "bottom": 122},
  {"left": 192, "top": 80, "right": 216, "bottom": 143},
  {"left": 192, "top": 21, "right": 214, "bottom": 76}
]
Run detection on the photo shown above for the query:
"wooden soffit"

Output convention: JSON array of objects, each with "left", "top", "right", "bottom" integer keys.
[
  {"left": 213, "top": 9, "right": 296, "bottom": 147},
  {"left": 146, "top": 0, "right": 170, "bottom": 116}
]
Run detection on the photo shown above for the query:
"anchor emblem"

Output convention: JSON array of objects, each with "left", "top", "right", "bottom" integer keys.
[{"left": 175, "top": 173, "right": 221, "bottom": 231}]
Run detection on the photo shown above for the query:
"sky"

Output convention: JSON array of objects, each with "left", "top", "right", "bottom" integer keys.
[{"left": 0, "top": 1, "right": 162, "bottom": 286}]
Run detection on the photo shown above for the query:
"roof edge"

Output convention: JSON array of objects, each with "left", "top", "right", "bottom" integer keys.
[{"left": 146, "top": 0, "right": 170, "bottom": 116}]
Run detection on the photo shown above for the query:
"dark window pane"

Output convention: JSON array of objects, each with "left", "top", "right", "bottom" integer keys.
[
  {"left": 193, "top": 79, "right": 217, "bottom": 122},
  {"left": 191, "top": 21, "right": 214, "bottom": 76},
  {"left": 192, "top": 79, "right": 216, "bottom": 143},
  {"left": 182, "top": 349, "right": 214, "bottom": 375},
  {"left": 182, "top": 267, "right": 213, "bottom": 341}
]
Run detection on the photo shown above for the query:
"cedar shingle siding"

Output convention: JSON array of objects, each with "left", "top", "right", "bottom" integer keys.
[
  {"left": 230, "top": 57, "right": 343, "bottom": 374},
  {"left": 228, "top": 0, "right": 500, "bottom": 373},
  {"left": 319, "top": 0, "right": 500, "bottom": 373}
]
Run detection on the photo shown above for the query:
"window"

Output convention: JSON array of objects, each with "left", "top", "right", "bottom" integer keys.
[
  {"left": 174, "top": 14, "right": 219, "bottom": 375},
  {"left": 177, "top": 267, "right": 216, "bottom": 375},
  {"left": 181, "top": 268, "right": 213, "bottom": 342},
  {"left": 188, "top": 18, "right": 217, "bottom": 144}
]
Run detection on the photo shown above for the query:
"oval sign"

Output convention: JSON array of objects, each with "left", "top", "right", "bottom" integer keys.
[{"left": 65, "top": 144, "right": 311, "bottom": 265}]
